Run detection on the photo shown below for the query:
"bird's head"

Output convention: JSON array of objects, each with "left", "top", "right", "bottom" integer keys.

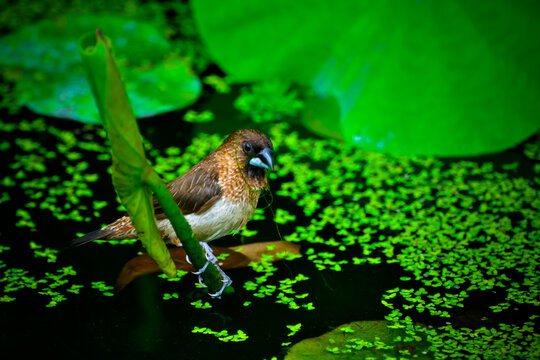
[{"left": 228, "top": 129, "right": 274, "bottom": 174}]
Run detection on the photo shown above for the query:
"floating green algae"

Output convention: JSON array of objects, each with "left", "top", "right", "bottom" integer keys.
[
  {"left": 234, "top": 80, "right": 304, "bottom": 123},
  {"left": 0, "top": 266, "right": 82, "bottom": 307},
  {"left": 268, "top": 122, "right": 539, "bottom": 358},
  {"left": 1, "top": 118, "right": 109, "bottom": 228},
  {"left": 91, "top": 281, "right": 115, "bottom": 297},
  {"left": 202, "top": 75, "right": 231, "bottom": 94},
  {"left": 183, "top": 109, "right": 215, "bottom": 123},
  {"left": 1, "top": 115, "right": 538, "bottom": 357},
  {"left": 191, "top": 326, "right": 249, "bottom": 342}
]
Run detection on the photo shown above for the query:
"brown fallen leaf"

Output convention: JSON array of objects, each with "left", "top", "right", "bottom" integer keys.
[{"left": 116, "top": 240, "right": 300, "bottom": 291}]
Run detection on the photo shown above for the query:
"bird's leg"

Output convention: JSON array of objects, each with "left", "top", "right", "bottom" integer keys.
[
  {"left": 196, "top": 242, "right": 233, "bottom": 298},
  {"left": 185, "top": 242, "right": 232, "bottom": 298},
  {"left": 185, "top": 241, "right": 217, "bottom": 266},
  {"left": 199, "top": 242, "right": 218, "bottom": 264}
]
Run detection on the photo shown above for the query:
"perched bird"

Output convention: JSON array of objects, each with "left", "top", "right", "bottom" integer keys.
[{"left": 73, "top": 129, "right": 274, "bottom": 249}]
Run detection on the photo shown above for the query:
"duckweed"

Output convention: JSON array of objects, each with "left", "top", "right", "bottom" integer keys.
[
  {"left": 1, "top": 112, "right": 538, "bottom": 357},
  {"left": 158, "top": 270, "right": 189, "bottom": 282},
  {"left": 0, "top": 266, "right": 81, "bottom": 307},
  {"left": 421, "top": 317, "right": 540, "bottom": 359},
  {"left": 91, "top": 281, "right": 115, "bottom": 297},
  {"left": 30, "top": 241, "right": 58, "bottom": 263},
  {"left": 190, "top": 299, "right": 212, "bottom": 309},
  {"left": 1, "top": 119, "right": 109, "bottom": 229},
  {"left": 286, "top": 323, "right": 302, "bottom": 337},
  {"left": 183, "top": 109, "right": 214, "bottom": 123},
  {"left": 268, "top": 123, "right": 539, "bottom": 357},
  {"left": 244, "top": 267, "right": 313, "bottom": 310},
  {"left": 202, "top": 75, "right": 231, "bottom": 94},
  {"left": 163, "top": 292, "right": 179, "bottom": 300},
  {"left": 274, "top": 208, "right": 296, "bottom": 225},
  {"left": 234, "top": 80, "right": 304, "bottom": 123},
  {"left": 192, "top": 326, "right": 249, "bottom": 342}
]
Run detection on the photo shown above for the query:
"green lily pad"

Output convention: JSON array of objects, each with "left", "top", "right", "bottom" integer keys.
[
  {"left": 193, "top": 0, "right": 540, "bottom": 156},
  {"left": 0, "top": 14, "right": 201, "bottom": 123},
  {"left": 285, "top": 320, "right": 430, "bottom": 359}
]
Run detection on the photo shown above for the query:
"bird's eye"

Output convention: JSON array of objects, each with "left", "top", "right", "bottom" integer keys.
[{"left": 243, "top": 141, "right": 252, "bottom": 153}]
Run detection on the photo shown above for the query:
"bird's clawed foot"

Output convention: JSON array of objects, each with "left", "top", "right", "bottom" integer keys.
[
  {"left": 208, "top": 264, "right": 232, "bottom": 298},
  {"left": 186, "top": 242, "right": 232, "bottom": 298}
]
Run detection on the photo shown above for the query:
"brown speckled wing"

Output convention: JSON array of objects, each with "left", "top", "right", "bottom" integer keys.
[{"left": 153, "top": 163, "right": 222, "bottom": 219}]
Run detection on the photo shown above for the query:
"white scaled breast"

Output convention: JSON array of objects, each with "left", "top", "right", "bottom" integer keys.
[{"left": 159, "top": 197, "right": 256, "bottom": 244}]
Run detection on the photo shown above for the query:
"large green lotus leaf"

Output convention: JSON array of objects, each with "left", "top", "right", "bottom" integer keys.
[
  {"left": 122, "top": 57, "right": 202, "bottom": 118},
  {"left": 0, "top": 14, "right": 201, "bottom": 123},
  {"left": 13, "top": 69, "right": 101, "bottom": 122},
  {"left": 192, "top": 0, "right": 540, "bottom": 156},
  {"left": 0, "top": 14, "right": 170, "bottom": 72},
  {"left": 13, "top": 57, "right": 200, "bottom": 123},
  {"left": 285, "top": 321, "right": 431, "bottom": 359}
]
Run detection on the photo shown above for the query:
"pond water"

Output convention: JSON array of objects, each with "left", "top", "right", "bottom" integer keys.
[{"left": 1, "top": 87, "right": 539, "bottom": 359}]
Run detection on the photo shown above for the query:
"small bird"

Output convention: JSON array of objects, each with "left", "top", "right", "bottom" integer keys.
[{"left": 73, "top": 129, "right": 274, "bottom": 250}]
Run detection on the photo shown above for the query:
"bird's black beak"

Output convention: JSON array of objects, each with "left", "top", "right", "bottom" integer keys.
[{"left": 249, "top": 147, "right": 274, "bottom": 171}]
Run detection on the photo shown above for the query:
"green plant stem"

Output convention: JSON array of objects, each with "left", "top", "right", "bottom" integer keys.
[{"left": 145, "top": 171, "right": 224, "bottom": 292}]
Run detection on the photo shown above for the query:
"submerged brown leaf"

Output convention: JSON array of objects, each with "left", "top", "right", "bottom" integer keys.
[{"left": 116, "top": 240, "right": 300, "bottom": 291}]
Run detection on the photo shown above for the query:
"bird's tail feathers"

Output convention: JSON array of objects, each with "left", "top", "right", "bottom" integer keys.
[{"left": 71, "top": 228, "right": 114, "bottom": 247}]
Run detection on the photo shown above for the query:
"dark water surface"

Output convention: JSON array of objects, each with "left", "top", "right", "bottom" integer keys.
[{"left": 1, "top": 96, "right": 539, "bottom": 359}]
